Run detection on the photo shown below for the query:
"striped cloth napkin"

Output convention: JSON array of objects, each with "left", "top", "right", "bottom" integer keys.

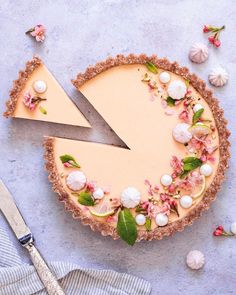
[{"left": 0, "top": 228, "right": 151, "bottom": 295}]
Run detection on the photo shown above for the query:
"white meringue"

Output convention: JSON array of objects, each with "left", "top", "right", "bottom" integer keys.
[
  {"left": 135, "top": 214, "right": 146, "bottom": 226},
  {"left": 155, "top": 213, "right": 168, "bottom": 226},
  {"left": 66, "top": 171, "right": 87, "bottom": 191},
  {"left": 186, "top": 250, "right": 205, "bottom": 270},
  {"left": 172, "top": 123, "right": 192, "bottom": 144},
  {"left": 159, "top": 71, "right": 171, "bottom": 84},
  {"left": 193, "top": 103, "right": 204, "bottom": 113},
  {"left": 189, "top": 43, "right": 209, "bottom": 64},
  {"left": 160, "top": 174, "right": 173, "bottom": 186},
  {"left": 208, "top": 67, "right": 229, "bottom": 87},
  {"left": 121, "top": 187, "right": 141, "bottom": 209},
  {"left": 33, "top": 80, "right": 47, "bottom": 93},
  {"left": 167, "top": 80, "right": 187, "bottom": 100},
  {"left": 93, "top": 188, "right": 104, "bottom": 200},
  {"left": 230, "top": 222, "right": 236, "bottom": 235},
  {"left": 180, "top": 195, "right": 193, "bottom": 209},
  {"left": 200, "top": 164, "right": 213, "bottom": 177}
]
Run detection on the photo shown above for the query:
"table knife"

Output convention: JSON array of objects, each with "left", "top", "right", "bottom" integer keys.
[{"left": 0, "top": 179, "right": 65, "bottom": 295}]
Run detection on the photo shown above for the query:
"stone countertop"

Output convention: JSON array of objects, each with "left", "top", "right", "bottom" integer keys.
[{"left": 0, "top": 1, "right": 235, "bottom": 294}]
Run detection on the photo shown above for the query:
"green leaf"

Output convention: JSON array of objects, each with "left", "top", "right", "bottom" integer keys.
[
  {"left": 73, "top": 192, "right": 95, "bottom": 206},
  {"left": 166, "top": 96, "right": 176, "bottom": 107},
  {"left": 39, "top": 106, "right": 47, "bottom": 115},
  {"left": 180, "top": 157, "right": 202, "bottom": 178},
  {"left": 117, "top": 208, "right": 137, "bottom": 246},
  {"left": 59, "top": 154, "right": 80, "bottom": 168},
  {"left": 145, "top": 61, "right": 158, "bottom": 74},
  {"left": 145, "top": 217, "right": 152, "bottom": 231},
  {"left": 192, "top": 108, "right": 204, "bottom": 125},
  {"left": 185, "top": 79, "right": 190, "bottom": 88}
]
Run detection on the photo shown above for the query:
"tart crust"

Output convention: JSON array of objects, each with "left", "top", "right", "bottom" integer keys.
[
  {"left": 44, "top": 54, "right": 230, "bottom": 242},
  {"left": 4, "top": 56, "right": 42, "bottom": 118}
]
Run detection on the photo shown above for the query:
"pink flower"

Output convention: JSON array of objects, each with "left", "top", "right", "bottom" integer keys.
[
  {"left": 26, "top": 24, "right": 46, "bottom": 42},
  {"left": 177, "top": 178, "right": 193, "bottom": 191},
  {"left": 147, "top": 203, "right": 158, "bottom": 218},
  {"left": 168, "top": 184, "right": 176, "bottom": 194},
  {"left": 179, "top": 109, "right": 190, "bottom": 122},
  {"left": 86, "top": 181, "right": 96, "bottom": 193},
  {"left": 203, "top": 25, "right": 210, "bottom": 33},
  {"left": 160, "top": 202, "right": 171, "bottom": 215},
  {"left": 23, "top": 91, "right": 36, "bottom": 111},
  {"left": 213, "top": 39, "right": 221, "bottom": 47},
  {"left": 208, "top": 35, "right": 215, "bottom": 44},
  {"left": 111, "top": 198, "right": 121, "bottom": 209},
  {"left": 160, "top": 193, "right": 170, "bottom": 202},
  {"left": 170, "top": 156, "right": 183, "bottom": 175},
  {"left": 161, "top": 99, "right": 168, "bottom": 109}
]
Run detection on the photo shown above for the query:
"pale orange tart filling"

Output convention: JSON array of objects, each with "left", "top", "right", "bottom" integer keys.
[{"left": 5, "top": 55, "right": 230, "bottom": 245}]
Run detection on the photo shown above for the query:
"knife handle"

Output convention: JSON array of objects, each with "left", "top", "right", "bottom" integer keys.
[{"left": 25, "top": 243, "right": 65, "bottom": 295}]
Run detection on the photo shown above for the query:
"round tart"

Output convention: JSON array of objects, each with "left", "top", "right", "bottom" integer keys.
[{"left": 42, "top": 54, "right": 230, "bottom": 245}]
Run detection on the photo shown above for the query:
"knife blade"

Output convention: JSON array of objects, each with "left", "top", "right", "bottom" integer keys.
[
  {"left": 0, "top": 179, "right": 65, "bottom": 295},
  {"left": 0, "top": 179, "right": 32, "bottom": 242}
]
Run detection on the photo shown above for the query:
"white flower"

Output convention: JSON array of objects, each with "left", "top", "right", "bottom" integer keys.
[
  {"left": 121, "top": 187, "right": 141, "bottom": 208},
  {"left": 172, "top": 123, "right": 192, "bottom": 144},
  {"left": 167, "top": 80, "right": 187, "bottom": 100},
  {"left": 66, "top": 171, "right": 86, "bottom": 191}
]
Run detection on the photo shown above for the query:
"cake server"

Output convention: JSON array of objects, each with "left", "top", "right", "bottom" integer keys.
[{"left": 0, "top": 179, "right": 65, "bottom": 295}]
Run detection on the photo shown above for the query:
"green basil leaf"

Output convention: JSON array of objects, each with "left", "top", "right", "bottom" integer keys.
[
  {"left": 39, "top": 106, "right": 47, "bottom": 115},
  {"left": 145, "top": 217, "right": 152, "bottom": 231},
  {"left": 192, "top": 108, "right": 204, "bottom": 125},
  {"left": 166, "top": 96, "right": 176, "bottom": 107},
  {"left": 117, "top": 208, "right": 137, "bottom": 246},
  {"left": 74, "top": 192, "right": 95, "bottom": 206},
  {"left": 180, "top": 170, "right": 190, "bottom": 179},
  {"left": 180, "top": 157, "right": 203, "bottom": 178},
  {"left": 145, "top": 61, "right": 158, "bottom": 74}
]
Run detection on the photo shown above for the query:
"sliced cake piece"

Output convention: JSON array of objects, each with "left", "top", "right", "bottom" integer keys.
[{"left": 4, "top": 56, "right": 91, "bottom": 128}]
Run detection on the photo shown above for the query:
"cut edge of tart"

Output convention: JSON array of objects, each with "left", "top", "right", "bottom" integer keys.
[
  {"left": 44, "top": 54, "right": 230, "bottom": 243},
  {"left": 4, "top": 56, "right": 91, "bottom": 128}
]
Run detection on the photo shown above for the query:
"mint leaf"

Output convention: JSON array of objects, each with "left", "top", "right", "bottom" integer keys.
[
  {"left": 145, "top": 217, "right": 152, "bottom": 231},
  {"left": 180, "top": 157, "right": 202, "bottom": 178},
  {"left": 117, "top": 208, "right": 137, "bottom": 246},
  {"left": 73, "top": 192, "right": 95, "bottom": 206},
  {"left": 39, "top": 106, "right": 47, "bottom": 115},
  {"left": 145, "top": 61, "right": 158, "bottom": 74},
  {"left": 166, "top": 96, "right": 176, "bottom": 107},
  {"left": 60, "top": 154, "right": 80, "bottom": 168},
  {"left": 192, "top": 108, "right": 204, "bottom": 125}
]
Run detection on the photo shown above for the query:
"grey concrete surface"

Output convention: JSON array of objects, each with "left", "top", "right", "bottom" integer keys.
[{"left": 0, "top": 1, "right": 235, "bottom": 294}]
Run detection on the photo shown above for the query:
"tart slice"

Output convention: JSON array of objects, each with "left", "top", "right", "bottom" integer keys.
[
  {"left": 4, "top": 57, "right": 91, "bottom": 128},
  {"left": 44, "top": 54, "right": 230, "bottom": 245}
]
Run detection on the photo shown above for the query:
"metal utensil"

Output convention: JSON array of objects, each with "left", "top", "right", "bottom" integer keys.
[{"left": 0, "top": 179, "right": 65, "bottom": 295}]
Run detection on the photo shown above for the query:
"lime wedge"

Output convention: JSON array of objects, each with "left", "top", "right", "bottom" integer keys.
[
  {"left": 192, "top": 175, "right": 206, "bottom": 199},
  {"left": 189, "top": 123, "right": 211, "bottom": 137},
  {"left": 89, "top": 201, "right": 115, "bottom": 217}
]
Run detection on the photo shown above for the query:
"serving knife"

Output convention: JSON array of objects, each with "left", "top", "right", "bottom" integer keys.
[{"left": 0, "top": 179, "right": 65, "bottom": 295}]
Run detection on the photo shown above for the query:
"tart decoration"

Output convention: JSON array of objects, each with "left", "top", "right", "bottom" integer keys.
[{"left": 41, "top": 54, "right": 230, "bottom": 245}]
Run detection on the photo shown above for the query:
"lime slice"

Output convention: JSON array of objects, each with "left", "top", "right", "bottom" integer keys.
[
  {"left": 192, "top": 175, "right": 206, "bottom": 199},
  {"left": 189, "top": 123, "right": 211, "bottom": 137},
  {"left": 89, "top": 200, "right": 115, "bottom": 217}
]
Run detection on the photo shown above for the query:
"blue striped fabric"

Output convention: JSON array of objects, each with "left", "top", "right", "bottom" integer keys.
[{"left": 0, "top": 229, "right": 151, "bottom": 295}]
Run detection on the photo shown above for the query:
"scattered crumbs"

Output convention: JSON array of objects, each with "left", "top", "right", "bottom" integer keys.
[{"left": 60, "top": 173, "right": 64, "bottom": 178}]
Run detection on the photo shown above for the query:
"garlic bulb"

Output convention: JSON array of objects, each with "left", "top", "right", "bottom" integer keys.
[
  {"left": 208, "top": 67, "right": 229, "bottom": 87},
  {"left": 189, "top": 43, "right": 209, "bottom": 64},
  {"left": 186, "top": 250, "right": 205, "bottom": 270}
]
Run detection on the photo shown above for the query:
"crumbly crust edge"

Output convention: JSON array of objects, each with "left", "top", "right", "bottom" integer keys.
[
  {"left": 44, "top": 54, "right": 230, "bottom": 242},
  {"left": 3, "top": 56, "right": 42, "bottom": 117}
]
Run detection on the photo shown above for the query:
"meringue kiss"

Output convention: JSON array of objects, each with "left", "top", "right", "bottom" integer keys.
[{"left": 189, "top": 43, "right": 209, "bottom": 64}]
